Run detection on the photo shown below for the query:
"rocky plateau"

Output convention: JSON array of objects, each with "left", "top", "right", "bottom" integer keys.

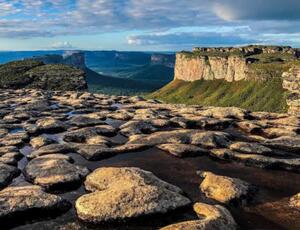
[{"left": 0, "top": 89, "right": 298, "bottom": 229}]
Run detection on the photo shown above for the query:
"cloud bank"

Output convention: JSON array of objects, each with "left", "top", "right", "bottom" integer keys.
[{"left": 0, "top": 0, "right": 300, "bottom": 49}]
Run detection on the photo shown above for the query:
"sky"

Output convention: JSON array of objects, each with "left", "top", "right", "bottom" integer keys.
[{"left": 0, "top": 0, "right": 300, "bottom": 51}]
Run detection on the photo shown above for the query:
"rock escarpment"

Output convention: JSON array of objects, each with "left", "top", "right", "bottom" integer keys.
[
  {"left": 282, "top": 66, "right": 300, "bottom": 116},
  {"left": 175, "top": 45, "right": 300, "bottom": 82},
  {"left": 0, "top": 60, "right": 87, "bottom": 90},
  {"left": 175, "top": 54, "right": 248, "bottom": 82},
  {"left": 32, "top": 51, "right": 86, "bottom": 69}
]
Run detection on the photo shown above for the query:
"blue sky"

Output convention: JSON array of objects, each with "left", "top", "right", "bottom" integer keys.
[{"left": 0, "top": 0, "right": 300, "bottom": 51}]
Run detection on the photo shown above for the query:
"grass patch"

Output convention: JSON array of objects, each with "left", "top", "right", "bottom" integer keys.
[{"left": 148, "top": 79, "right": 288, "bottom": 113}]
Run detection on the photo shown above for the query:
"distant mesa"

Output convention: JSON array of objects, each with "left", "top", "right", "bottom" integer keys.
[
  {"left": 31, "top": 51, "right": 86, "bottom": 70},
  {"left": 0, "top": 60, "right": 87, "bottom": 91}
]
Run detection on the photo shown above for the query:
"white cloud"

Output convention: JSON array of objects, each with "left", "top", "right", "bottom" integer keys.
[{"left": 50, "top": 41, "right": 74, "bottom": 49}]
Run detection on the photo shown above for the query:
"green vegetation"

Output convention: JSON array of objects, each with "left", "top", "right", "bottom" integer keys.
[
  {"left": 86, "top": 68, "right": 168, "bottom": 95},
  {"left": 0, "top": 60, "right": 43, "bottom": 88},
  {"left": 0, "top": 60, "right": 87, "bottom": 90},
  {"left": 149, "top": 79, "right": 288, "bottom": 113}
]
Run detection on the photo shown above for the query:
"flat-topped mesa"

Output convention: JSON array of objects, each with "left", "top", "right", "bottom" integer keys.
[
  {"left": 0, "top": 60, "right": 87, "bottom": 91},
  {"left": 175, "top": 45, "right": 300, "bottom": 82},
  {"left": 192, "top": 45, "right": 300, "bottom": 57},
  {"left": 32, "top": 51, "right": 86, "bottom": 70}
]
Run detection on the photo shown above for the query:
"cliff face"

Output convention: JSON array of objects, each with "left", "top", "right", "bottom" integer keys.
[
  {"left": 0, "top": 60, "right": 87, "bottom": 91},
  {"left": 174, "top": 54, "right": 248, "bottom": 82},
  {"left": 32, "top": 51, "right": 86, "bottom": 69},
  {"left": 282, "top": 67, "right": 300, "bottom": 116},
  {"left": 151, "top": 54, "right": 175, "bottom": 68}
]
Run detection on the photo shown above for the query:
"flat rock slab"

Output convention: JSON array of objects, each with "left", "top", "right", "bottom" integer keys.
[
  {"left": 74, "top": 143, "right": 150, "bottom": 160},
  {"left": 27, "top": 144, "right": 74, "bottom": 159},
  {"left": 30, "top": 135, "right": 56, "bottom": 149},
  {"left": 198, "top": 171, "right": 255, "bottom": 205},
  {"left": 0, "top": 163, "right": 20, "bottom": 189},
  {"left": 210, "top": 149, "right": 300, "bottom": 173},
  {"left": 36, "top": 117, "right": 67, "bottom": 133},
  {"left": 229, "top": 142, "right": 272, "bottom": 155},
  {"left": 68, "top": 115, "right": 106, "bottom": 127},
  {"left": 0, "top": 152, "right": 23, "bottom": 166},
  {"left": 157, "top": 144, "right": 208, "bottom": 158},
  {"left": 24, "top": 154, "right": 89, "bottom": 190},
  {"left": 63, "top": 125, "right": 116, "bottom": 143},
  {"left": 128, "top": 130, "right": 231, "bottom": 148},
  {"left": 161, "top": 203, "right": 237, "bottom": 230},
  {"left": 289, "top": 193, "right": 300, "bottom": 210},
  {"left": 263, "top": 136, "right": 300, "bottom": 153},
  {"left": 0, "top": 185, "right": 70, "bottom": 224},
  {"left": 75, "top": 167, "right": 191, "bottom": 223}
]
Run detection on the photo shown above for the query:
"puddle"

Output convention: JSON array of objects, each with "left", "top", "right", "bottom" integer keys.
[{"left": 9, "top": 127, "right": 25, "bottom": 134}]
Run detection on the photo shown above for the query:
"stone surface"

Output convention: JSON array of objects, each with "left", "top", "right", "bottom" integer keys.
[
  {"left": 30, "top": 135, "right": 56, "bottom": 149},
  {"left": 282, "top": 66, "right": 300, "bottom": 116},
  {"left": 289, "top": 193, "right": 300, "bottom": 210},
  {"left": 161, "top": 203, "right": 237, "bottom": 230},
  {"left": 27, "top": 144, "right": 74, "bottom": 159},
  {"left": 75, "top": 167, "right": 191, "bottom": 223},
  {"left": 198, "top": 171, "right": 255, "bottom": 204},
  {"left": 210, "top": 149, "right": 300, "bottom": 172},
  {"left": 0, "top": 163, "right": 20, "bottom": 189},
  {"left": 229, "top": 142, "right": 272, "bottom": 155},
  {"left": 24, "top": 154, "right": 89, "bottom": 190},
  {"left": 0, "top": 185, "right": 70, "bottom": 222},
  {"left": 36, "top": 117, "right": 67, "bottom": 133},
  {"left": 157, "top": 144, "right": 208, "bottom": 158}
]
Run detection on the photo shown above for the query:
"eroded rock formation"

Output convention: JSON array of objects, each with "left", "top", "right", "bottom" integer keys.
[{"left": 282, "top": 66, "right": 300, "bottom": 116}]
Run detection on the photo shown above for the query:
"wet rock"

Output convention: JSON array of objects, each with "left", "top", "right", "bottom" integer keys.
[
  {"left": 198, "top": 171, "right": 255, "bottom": 205},
  {"left": 30, "top": 135, "right": 56, "bottom": 149},
  {"left": 161, "top": 203, "right": 237, "bottom": 230},
  {"left": 120, "top": 120, "right": 157, "bottom": 136},
  {"left": 236, "top": 121, "right": 262, "bottom": 134},
  {"left": 0, "top": 128, "right": 8, "bottom": 138},
  {"left": 0, "top": 152, "right": 23, "bottom": 166},
  {"left": 63, "top": 125, "right": 116, "bottom": 143},
  {"left": 0, "top": 132, "right": 29, "bottom": 146},
  {"left": 0, "top": 185, "right": 70, "bottom": 223},
  {"left": 210, "top": 149, "right": 300, "bottom": 172},
  {"left": 27, "top": 144, "right": 74, "bottom": 159},
  {"left": 263, "top": 128, "right": 298, "bottom": 138},
  {"left": 128, "top": 130, "right": 231, "bottom": 148},
  {"left": 75, "top": 167, "right": 191, "bottom": 223},
  {"left": 229, "top": 142, "right": 272, "bottom": 155},
  {"left": 190, "top": 131, "right": 231, "bottom": 148},
  {"left": 0, "top": 163, "right": 20, "bottom": 189},
  {"left": 74, "top": 143, "right": 146, "bottom": 161},
  {"left": 36, "top": 117, "right": 67, "bottom": 133},
  {"left": 69, "top": 115, "right": 105, "bottom": 127},
  {"left": 289, "top": 193, "right": 300, "bottom": 210},
  {"left": 157, "top": 144, "right": 208, "bottom": 158},
  {"left": 263, "top": 136, "right": 300, "bottom": 152},
  {"left": 85, "top": 135, "right": 113, "bottom": 145},
  {"left": 0, "top": 146, "right": 18, "bottom": 155},
  {"left": 24, "top": 154, "right": 89, "bottom": 190},
  {"left": 106, "top": 110, "right": 133, "bottom": 120},
  {"left": 200, "top": 107, "right": 249, "bottom": 119}
]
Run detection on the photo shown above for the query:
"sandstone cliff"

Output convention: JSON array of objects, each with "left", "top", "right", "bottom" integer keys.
[
  {"left": 174, "top": 54, "right": 248, "bottom": 82},
  {"left": 0, "top": 60, "right": 87, "bottom": 91},
  {"left": 283, "top": 67, "right": 300, "bottom": 116},
  {"left": 32, "top": 51, "right": 86, "bottom": 69}
]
